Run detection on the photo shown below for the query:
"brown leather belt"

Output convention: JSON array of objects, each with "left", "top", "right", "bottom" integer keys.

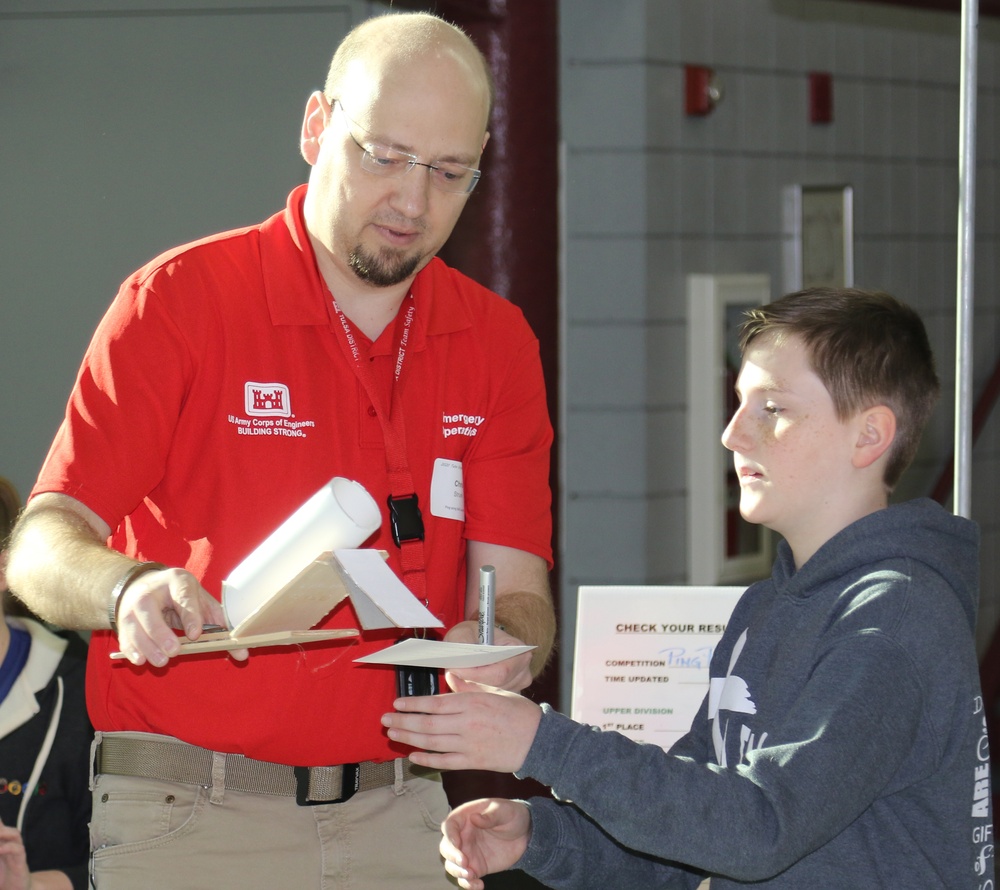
[{"left": 95, "top": 734, "right": 418, "bottom": 806}]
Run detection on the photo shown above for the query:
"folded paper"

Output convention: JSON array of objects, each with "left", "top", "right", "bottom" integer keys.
[{"left": 355, "top": 637, "right": 535, "bottom": 669}]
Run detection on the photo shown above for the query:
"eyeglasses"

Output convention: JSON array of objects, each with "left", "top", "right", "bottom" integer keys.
[{"left": 331, "top": 99, "right": 482, "bottom": 195}]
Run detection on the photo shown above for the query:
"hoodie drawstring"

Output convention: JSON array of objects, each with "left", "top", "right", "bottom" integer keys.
[{"left": 16, "top": 675, "right": 63, "bottom": 832}]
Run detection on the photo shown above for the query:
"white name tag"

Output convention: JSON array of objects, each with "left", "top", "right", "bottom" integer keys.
[{"left": 430, "top": 458, "right": 465, "bottom": 521}]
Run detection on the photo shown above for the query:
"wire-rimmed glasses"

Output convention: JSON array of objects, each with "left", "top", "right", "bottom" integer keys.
[{"left": 332, "top": 99, "right": 482, "bottom": 195}]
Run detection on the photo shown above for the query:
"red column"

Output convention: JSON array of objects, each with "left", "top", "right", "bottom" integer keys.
[{"left": 399, "top": 0, "right": 561, "bottom": 811}]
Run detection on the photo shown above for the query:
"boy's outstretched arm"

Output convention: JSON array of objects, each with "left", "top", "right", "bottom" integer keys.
[
  {"left": 382, "top": 675, "right": 541, "bottom": 772},
  {"left": 440, "top": 798, "right": 531, "bottom": 890}
]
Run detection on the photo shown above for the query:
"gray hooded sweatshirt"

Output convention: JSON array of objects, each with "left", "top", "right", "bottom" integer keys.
[{"left": 516, "top": 499, "right": 993, "bottom": 888}]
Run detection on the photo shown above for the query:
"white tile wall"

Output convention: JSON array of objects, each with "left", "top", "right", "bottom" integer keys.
[{"left": 559, "top": 0, "right": 1000, "bottom": 693}]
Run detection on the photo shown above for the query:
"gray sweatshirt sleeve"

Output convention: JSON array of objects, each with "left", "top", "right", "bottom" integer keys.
[
  {"left": 514, "top": 629, "right": 925, "bottom": 882},
  {"left": 515, "top": 796, "right": 704, "bottom": 890}
]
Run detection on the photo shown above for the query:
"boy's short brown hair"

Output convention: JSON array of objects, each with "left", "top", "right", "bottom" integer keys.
[{"left": 738, "top": 287, "right": 940, "bottom": 491}]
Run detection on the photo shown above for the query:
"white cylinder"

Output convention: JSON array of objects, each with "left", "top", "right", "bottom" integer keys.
[{"left": 222, "top": 477, "right": 381, "bottom": 629}]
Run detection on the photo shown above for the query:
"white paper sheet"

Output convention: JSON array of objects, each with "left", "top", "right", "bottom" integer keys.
[
  {"left": 333, "top": 549, "right": 444, "bottom": 630},
  {"left": 354, "top": 638, "right": 535, "bottom": 669}
]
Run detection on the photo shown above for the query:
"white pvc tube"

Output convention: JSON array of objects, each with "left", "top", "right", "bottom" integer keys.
[
  {"left": 954, "top": 0, "right": 978, "bottom": 518},
  {"left": 222, "top": 477, "right": 382, "bottom": 629}
]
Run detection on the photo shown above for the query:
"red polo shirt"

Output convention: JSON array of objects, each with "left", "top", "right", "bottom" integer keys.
[{"left": 33, "top": 185, "right": 552, "bottom": 766}]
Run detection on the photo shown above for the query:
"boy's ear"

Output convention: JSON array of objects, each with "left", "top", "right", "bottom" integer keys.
[{"left": 852, "top": 405, "right": 896, "bottom": 469}]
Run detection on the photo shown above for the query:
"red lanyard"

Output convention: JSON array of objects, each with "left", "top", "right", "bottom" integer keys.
[{"left": 330, "top": 295, "right": 427, "bottom": 599}]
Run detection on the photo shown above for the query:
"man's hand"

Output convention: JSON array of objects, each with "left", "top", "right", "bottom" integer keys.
[
  {"left": 463, "top": 542, "right": 555, "bottom": 682},
  {"left": 440, "top": 798, "right": 531, "bottom": 890},
  {"left": 114, "top": 567, "right": 248, "bottom": 667},
  {"left": 382, "top": 676, "right": 541, "bottom": 772},
  {"left": 7, "top": 494, "right": 244, "bottom": 667},
  {"left": 444, "top": 620, "right": 533, "bottom": 691}
]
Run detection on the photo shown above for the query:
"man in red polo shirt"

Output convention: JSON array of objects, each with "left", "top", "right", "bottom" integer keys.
[{"left": 7, "top": 11, "right": 554, "bottom": 889}]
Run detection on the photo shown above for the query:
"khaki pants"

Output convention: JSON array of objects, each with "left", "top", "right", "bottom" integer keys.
[{"left": 89, "top": 738, "right": 453, "bottom": 889}]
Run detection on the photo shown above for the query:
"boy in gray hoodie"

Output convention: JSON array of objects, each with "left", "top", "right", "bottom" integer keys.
[{"left": 384, "top": 288, "right": 993, "bottom": 888}]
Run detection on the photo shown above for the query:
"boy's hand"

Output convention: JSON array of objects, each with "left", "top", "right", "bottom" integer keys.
[
  {"left": 382, "top": 675, "right": 541, "bottom": 772},
  {"left": 440, "top": 798, "right": 532, "bottom": 890}
]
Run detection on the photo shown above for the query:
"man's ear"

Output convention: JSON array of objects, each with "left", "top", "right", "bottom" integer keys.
[
  {"left": 853, "top": 405, "right": 896, "bottom": 469},
  {"left": 300, "top": 91, "right": 330, "bottom": 165}
]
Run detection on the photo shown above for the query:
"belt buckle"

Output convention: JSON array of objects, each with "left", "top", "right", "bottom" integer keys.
[{"left": 294, "top": 764, "right": 360, "bottom": 806}]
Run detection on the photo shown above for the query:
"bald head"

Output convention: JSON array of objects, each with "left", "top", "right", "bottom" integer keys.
[{"left": 323, "top": 12, "right": 494, "bottom": 130}]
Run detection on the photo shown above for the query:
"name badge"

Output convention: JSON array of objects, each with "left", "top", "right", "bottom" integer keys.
[{"left": 430, "top": 458, "right": 465, "bottom": 521}]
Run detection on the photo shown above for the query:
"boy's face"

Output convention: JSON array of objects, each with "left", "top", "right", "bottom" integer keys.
[{"left": 721, "top": 332, "right": 862, "bottom": 561}]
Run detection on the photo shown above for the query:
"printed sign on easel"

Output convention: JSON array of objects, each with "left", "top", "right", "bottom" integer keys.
[{"left": 571, "top": 586, "right": 743, "bottom": 752}]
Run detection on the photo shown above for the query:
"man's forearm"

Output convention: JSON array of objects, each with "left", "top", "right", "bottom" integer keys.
[
  {"left": 492, "top": 589, "right": 556, "bottom": 678},
  {"left": 7, "top": 502, "right": 131, "bottom": 630}
]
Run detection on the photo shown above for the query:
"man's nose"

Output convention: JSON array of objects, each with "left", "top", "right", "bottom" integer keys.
[{"left": 389, "top": 164, "right": 433, "bottom": 216}]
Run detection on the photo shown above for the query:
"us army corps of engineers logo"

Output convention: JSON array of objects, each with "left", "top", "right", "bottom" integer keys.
[{"left": 226, "top": 381, "right": 316, "bottom": 439}]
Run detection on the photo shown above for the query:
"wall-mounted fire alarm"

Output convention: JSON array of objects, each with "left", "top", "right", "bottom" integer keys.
[
  {"left": 685, "top": 65, "right": 723, "bottom": 116},
  {"left": 809, "top": 72, "right": 833, "bottom": 124}
]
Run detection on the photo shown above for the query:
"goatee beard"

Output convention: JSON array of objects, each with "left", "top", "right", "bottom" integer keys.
[{"left": 348, "top": 246, "right": 421, "bottom": 288}]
